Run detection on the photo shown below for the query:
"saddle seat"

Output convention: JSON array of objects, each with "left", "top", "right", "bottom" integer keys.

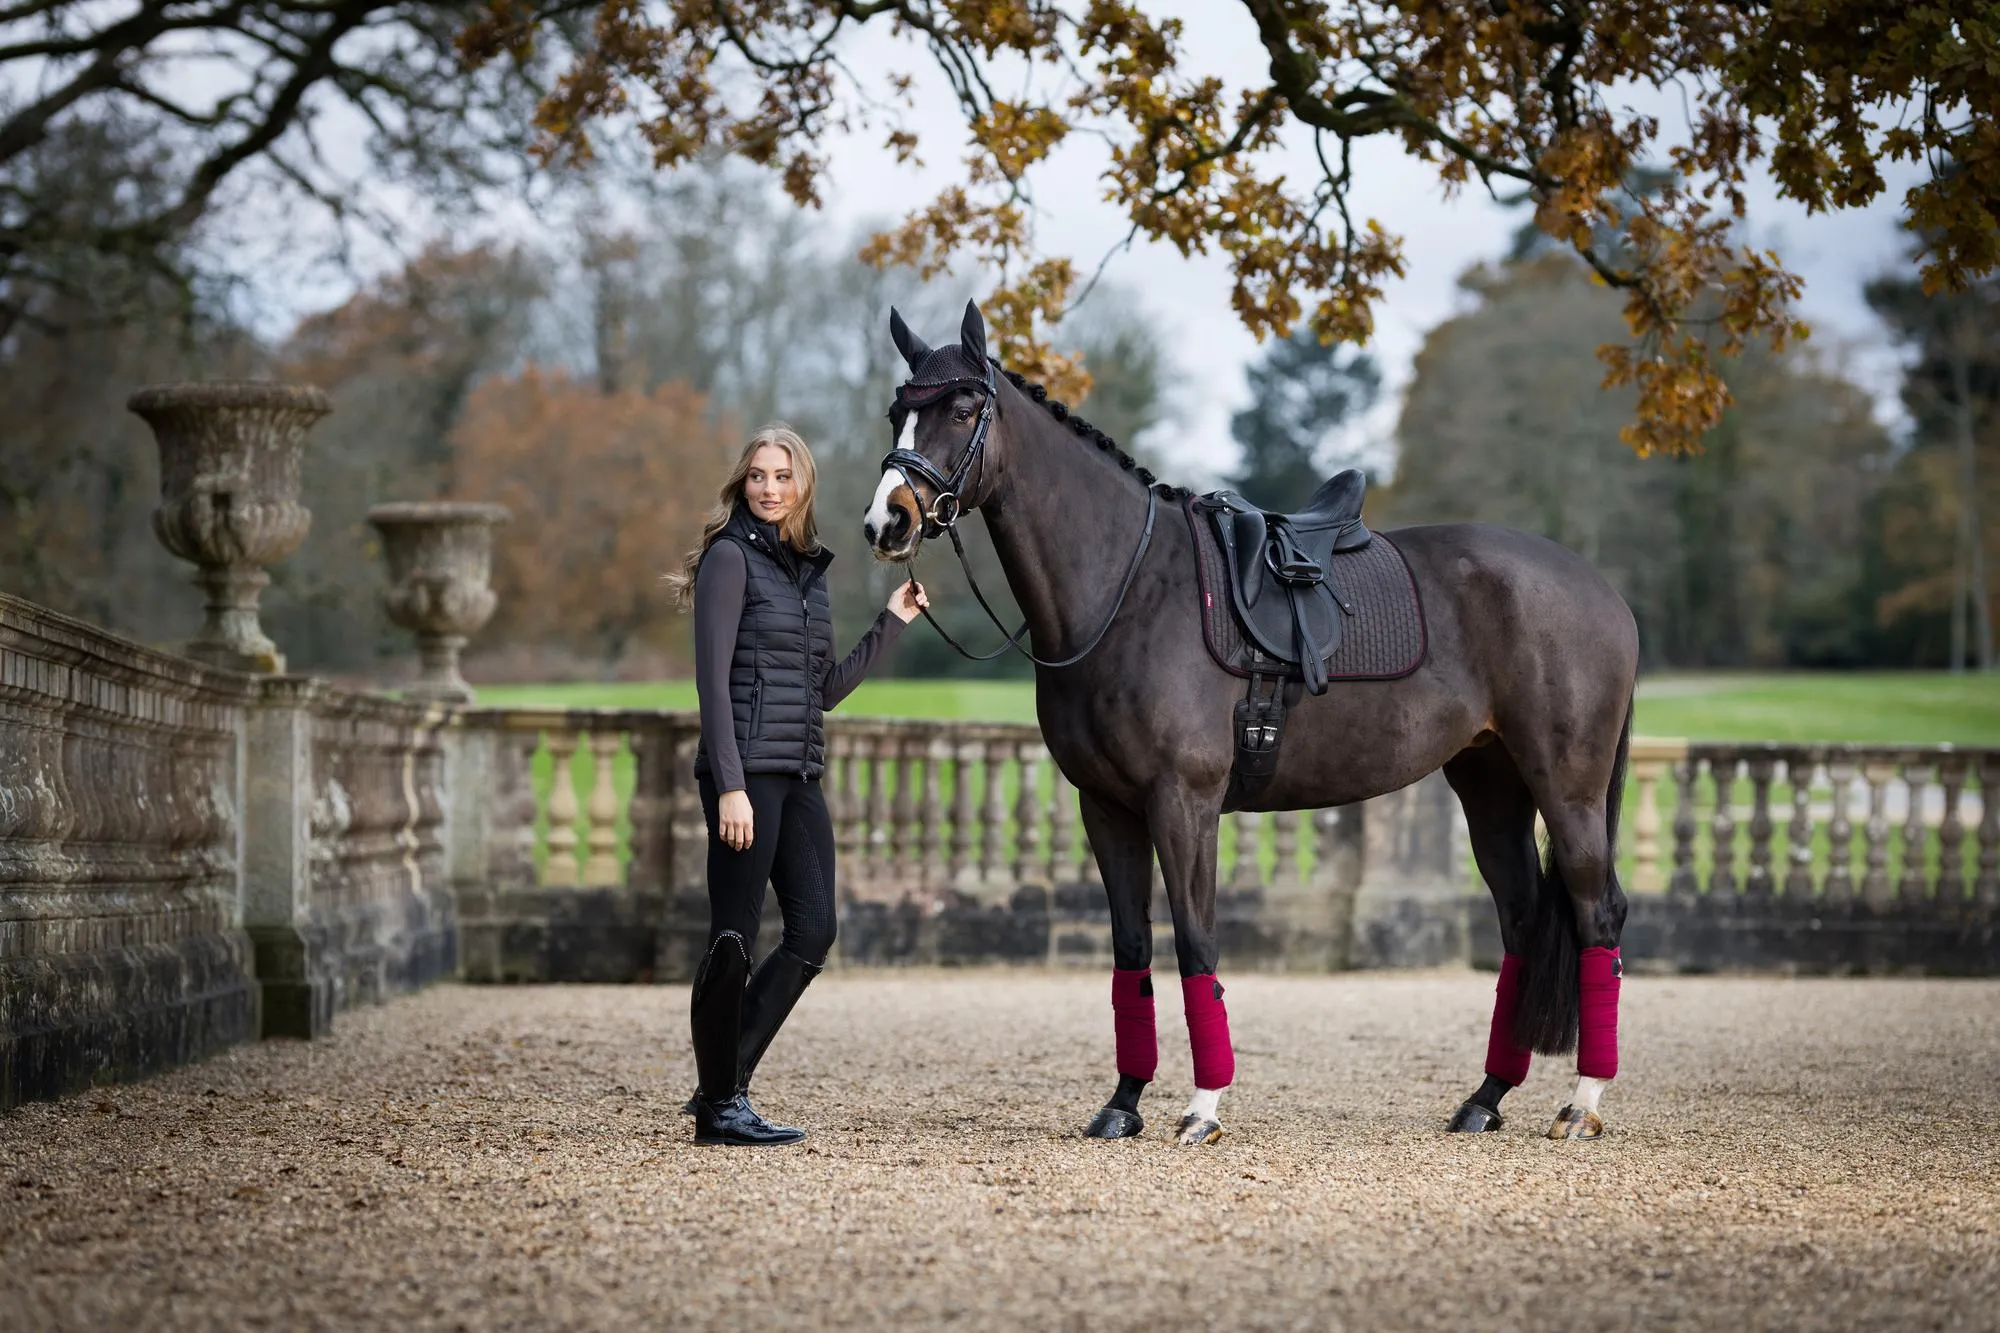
[{"left": 1200, "top": 469, "right": 1373, "bottom": 695}]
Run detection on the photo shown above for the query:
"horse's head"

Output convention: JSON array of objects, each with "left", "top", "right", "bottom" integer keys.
[{"left": 866, "top": 300, "right": 1005, "bottom": 561}]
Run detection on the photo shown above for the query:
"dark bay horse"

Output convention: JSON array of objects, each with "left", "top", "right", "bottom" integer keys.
[{"left": 864, "top": 302, "right": 1639, "bottom": 1145}]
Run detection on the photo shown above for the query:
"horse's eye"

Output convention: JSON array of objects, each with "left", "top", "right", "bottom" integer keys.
[{"left": 953, "top": 405, "right": 973, "bottom": 423}]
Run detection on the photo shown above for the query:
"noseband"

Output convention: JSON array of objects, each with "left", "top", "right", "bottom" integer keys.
[{"left": 880, "top": 354, "right": 997, "bottom": 539}]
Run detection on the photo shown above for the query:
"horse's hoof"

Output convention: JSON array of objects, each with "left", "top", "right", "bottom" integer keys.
[
  {"left": 1084, "top": 1107, "right": 1144, "bottom": 1139},
  {"left": 1446, "top": 1100, "right": 1504, "bottom": 1133},
  {"left": 1546, "top": 1104, "right": 1604, "bottom": 1141},
  {"left": 1176, "top": 1114, "right": 1223, "bottom": 1146}
]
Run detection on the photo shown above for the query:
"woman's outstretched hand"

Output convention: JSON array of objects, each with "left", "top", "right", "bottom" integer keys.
[
  {"left": 888, "top": 579, "right": 929, "bottom": 624},
  {"left": 718, "top": 789, "right": 754, "bottom": 850}
]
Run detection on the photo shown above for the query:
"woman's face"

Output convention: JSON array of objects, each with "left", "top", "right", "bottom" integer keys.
[{"left": 743, "top": 443, "right": 798, "bottom": 524}]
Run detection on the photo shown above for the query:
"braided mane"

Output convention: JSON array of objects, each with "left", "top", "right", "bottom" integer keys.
[{"left": 1000, "top": 369, "right": 1189, "bottom": 502}]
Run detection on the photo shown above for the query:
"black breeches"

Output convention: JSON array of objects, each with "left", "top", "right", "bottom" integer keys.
[{"left": 697, "top": 773, "right": 838, "bottom": 965}]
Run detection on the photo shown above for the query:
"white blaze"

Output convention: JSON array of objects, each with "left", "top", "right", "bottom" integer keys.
[
  {"left": 866, "top": 466, "right": 911, "bottom": 544},
  {"left": 865, "top": 413, "right": 921, "bottom": 547}
]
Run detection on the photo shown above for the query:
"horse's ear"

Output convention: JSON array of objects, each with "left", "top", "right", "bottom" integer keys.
[
  {"left": 959, "top": 299, "right": 988, "bottom": 365},
  {"left": 889, "top": 306, "right": 931, "bottom": 370}
]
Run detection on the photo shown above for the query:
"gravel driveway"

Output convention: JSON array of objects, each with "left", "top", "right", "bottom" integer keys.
[{"left": 4, "top": 970, "right": 1997, "bottom": 1331}]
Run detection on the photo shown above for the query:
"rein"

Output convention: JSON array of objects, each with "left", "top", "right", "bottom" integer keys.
[{"left": 900, "top": 483, "right": 1159, "bottom": 668}]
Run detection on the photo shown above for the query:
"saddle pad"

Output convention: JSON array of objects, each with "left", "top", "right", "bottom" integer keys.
[{"left": 1184, "top": 494, "right": 1428, "bottom": 682}]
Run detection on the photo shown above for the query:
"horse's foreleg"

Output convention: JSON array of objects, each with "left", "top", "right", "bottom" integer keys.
[
  {"left": 1080, "top": 792, "right": 1156, "bottom": 1140},
  {"left": 1149, "top": 784, "right": 1230, "bottom": 1146}
]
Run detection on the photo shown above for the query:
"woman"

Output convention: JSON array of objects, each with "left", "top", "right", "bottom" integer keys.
[{"left": 671, "top": 423, "right": 927, "bottom": 1146}]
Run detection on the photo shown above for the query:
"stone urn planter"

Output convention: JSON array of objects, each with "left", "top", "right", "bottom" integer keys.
[
  {"left": 130, "top": 381, "right": 331, "bottom": 674},
  {"left": 366, "top": 501, "right": 511, "bottom": 704}
]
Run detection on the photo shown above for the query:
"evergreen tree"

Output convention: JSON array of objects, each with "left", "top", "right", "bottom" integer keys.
[{"left": 1226, "top": 331, "right": 1379, "bottom": 511}]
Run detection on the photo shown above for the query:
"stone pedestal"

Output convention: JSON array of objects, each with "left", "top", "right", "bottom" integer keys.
[
  {"left": 130, "top": 382, "right": 328, "bottom": 674},
  {"left": 241, "top": 678, "right": 337, "bottom": 1038},
  {"left": 367, "top": 502, "right": 509, "bottom": 704}
]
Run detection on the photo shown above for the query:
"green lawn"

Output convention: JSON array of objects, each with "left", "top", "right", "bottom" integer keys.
[
  {"left": 474, "top": 671, "right": 2000, "bottom": 745},
  {"left": 1631, "top": 673, "right": 2000, "bottom": 746}
]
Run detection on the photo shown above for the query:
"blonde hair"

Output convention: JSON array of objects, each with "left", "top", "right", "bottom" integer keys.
[{"left": 670, "top": 423, "right": 821, "bottom": 609}]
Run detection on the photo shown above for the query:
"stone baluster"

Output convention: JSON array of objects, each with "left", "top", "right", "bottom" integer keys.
[
  {"left": 864, "top": 732, "right": 892, "bottom": 881},
  {"left": 1898, "top": 758, "right": 1932, "bottom": 902},
  {"left": 1669, "top": 757, "right": 1700, "bottom": 895},
  {"left": 1013, "top": 743, "right": 1044, "bottom": 885},
  {"left": 832, "top": 733, "right": 862, "bottom": 880},
  {"left": 1824, "top": 754, "right": 1858, "bottom": 903},
  {"left": 1936, "top": 754, "right": 1969, "bottom": 903},
  {"left": 919, "top": 730, "right": 947, "bottom": 887},
  {"left": 1975, "top": 755, "right": 2000, "bottom": 907},
  {"left": 1708, "top": 754, "right": 1739, "bottom": 897},
  {"left": 948, "top": 739, "right": 978, "bottom": 886},
  {"left": 625, "top": 722, "right": 669, "bottom": 895},
  {"left": 892, "top": 732, "right": 920, "bottom": 876},
  {"left": 1631, "top": 750, "right": 1668, "bottom": 892},
  {"left": 981, "top": 739, "right": 1009, "bottom": 885},
  {"left": 505, "top": 729, "right": 544, "bottom": 886},
  {"left": 582, "top": 730, "right": 622, "bottom": 887},
  {"left": 543, "top": 730, "right": 581, "bottom": 887},
  {"left": 1230, "top": 810, "right": 1263, "bottom": 892},
  {"left": 1744, "top": 749, "right": 1776, "bottom": 896},
  {"left": 1860, "top": 759, "right": 1894, "bottom": 906},
  {"left": 1784, "top": 754, "right": 1816, "bottom": 898},
  {"left": 1272, "top": 809, "right": 1303, "bottom": 891},
  {"left": 1048, "top": 767, "right": 1076, "bottom": 886}
]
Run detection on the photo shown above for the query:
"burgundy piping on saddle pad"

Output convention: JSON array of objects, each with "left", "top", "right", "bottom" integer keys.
[
  {"left": 1111, "top": 968, "right": 1158, "bottom": 1082},
  {"left": 1483, "top": 953, "right": 1533, "bottom": 1087},
  {"left": 1577, "top": 947, "right": 1622, "bottom": 1079},
  {"left": 1181, "top": 975, "right": 1235, "bottom": 1089}
]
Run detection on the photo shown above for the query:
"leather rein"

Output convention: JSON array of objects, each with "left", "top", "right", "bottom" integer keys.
[{"left": 881, "top": 359, "right": 1158, "bottom": 668}]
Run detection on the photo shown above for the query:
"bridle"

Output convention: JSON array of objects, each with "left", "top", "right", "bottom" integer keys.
[
  {"left": 878, "top": 359, "right": 1158, "bottom": 668},
  {"left": 881, "top": 354, "right": 998, "bottom": 541}
]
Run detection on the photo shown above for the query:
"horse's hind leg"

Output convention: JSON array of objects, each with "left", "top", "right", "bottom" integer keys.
[
  {"left": 1079, "top": 791, "right": 1157, "bottom": 1140},
  {"left": 1536, "top": 798, "right": 1626, "bottom": 1140},
  {"left": 1442, "top": 744, "right": 1542, "bottom": 1133},
  {"left": 1511, "top": 704, "right": 1633, "bottom": 1141}
]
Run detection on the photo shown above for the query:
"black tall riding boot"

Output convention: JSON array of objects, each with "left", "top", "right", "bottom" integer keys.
[
  {"left": 687, "top": 931, "right": 803, "bottom": 1146},
  {"left": 680, "top": 946, "right": 823, "bottom": 1115},
  {"left": 738, "top": 947, "right": 824, "bottom": 1093}
]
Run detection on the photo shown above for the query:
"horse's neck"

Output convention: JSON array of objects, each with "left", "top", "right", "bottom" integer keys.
[{"left": 980, "top": 414, "right": 1153, "bottom": 660}]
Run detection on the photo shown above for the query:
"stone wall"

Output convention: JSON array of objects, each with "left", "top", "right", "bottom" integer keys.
[
  {"left": 0, "top": 593, "right": 459, "bottom": 1109},
  {"left": 1, "top": 594, "right": 258, "bottom": 1109}
]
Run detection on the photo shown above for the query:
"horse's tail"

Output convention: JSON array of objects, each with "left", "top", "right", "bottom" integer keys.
[{"left": 1512, "top": 693, "right": 1634, "bottom": 1055}]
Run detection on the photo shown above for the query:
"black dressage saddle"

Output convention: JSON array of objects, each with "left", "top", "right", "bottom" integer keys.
[{"left": 1202, "top": 469, "right": 1372, "bottom": 696}]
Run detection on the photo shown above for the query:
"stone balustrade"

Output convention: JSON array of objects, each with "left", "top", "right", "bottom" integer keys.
[
  {"left": 0, "top": 592, "right": 456, "bottom": 1109},
  {"left": 1472, "top": 739, "right": 2000, "bottom": 973}
]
